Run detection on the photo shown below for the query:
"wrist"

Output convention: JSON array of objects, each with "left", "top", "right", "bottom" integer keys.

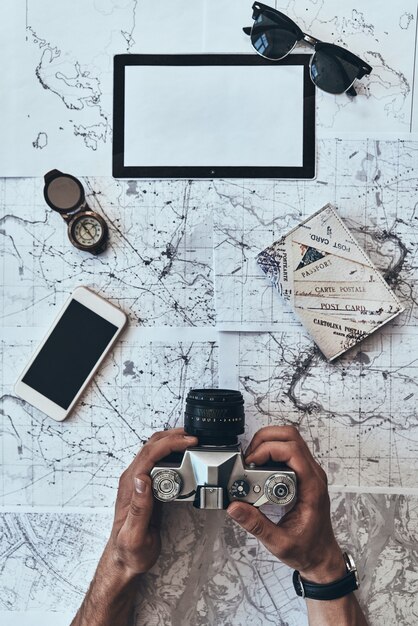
[
  {"left": 98, "top": 544, "right": 141, "bottom": 591},
  {"left": 298, "top": 544, "right": 346, "bottom": 584},
  {"left": 70, "top": 545, "right": 140, "bottom": 626}
]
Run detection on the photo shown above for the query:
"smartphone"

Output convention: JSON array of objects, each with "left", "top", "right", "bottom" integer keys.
[{"left": 15, "top": 286, "right": 127, "bottom": 421}]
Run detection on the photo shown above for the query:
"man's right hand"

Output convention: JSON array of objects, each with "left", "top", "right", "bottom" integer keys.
[
  {"left": 227, "top": 426, "right": 368, "bottom": 626},
  {"left": 227, "top": 425, "right": 346, "bottom": 583}
]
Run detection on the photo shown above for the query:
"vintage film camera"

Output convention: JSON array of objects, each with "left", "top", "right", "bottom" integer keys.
[{"left": 151, "top": 389, "right": 297, "bottom": 510}]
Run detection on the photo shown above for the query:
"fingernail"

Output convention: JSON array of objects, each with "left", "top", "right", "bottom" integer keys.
[
  {"left": 228, "top": 505, "right": 247, "bottom": 523},
  {"left": 134, "top": 477, "right": 146, "bottom": 494},
  {"left": 183, "top": 435, "right": 196, "bottom": 441}
]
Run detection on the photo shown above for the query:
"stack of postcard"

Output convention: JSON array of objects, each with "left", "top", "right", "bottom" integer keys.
[{"left": 257, "top": 204, "right": 404, "bottom": 361}]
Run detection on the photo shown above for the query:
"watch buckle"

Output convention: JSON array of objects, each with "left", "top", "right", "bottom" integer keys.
[
  {"left": 343, "top": 552, "right": 360, "bottom": 588},
  {"left": 297, "top": 573, "right": 306, "bottom": 598}
]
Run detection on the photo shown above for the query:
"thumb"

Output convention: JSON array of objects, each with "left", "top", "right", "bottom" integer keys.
[
  {"left": 123, "top": 474, "right": 154, "bottom": 543},
  {"left": 227, "top": 502, "right": 279, "bottom": 553}
]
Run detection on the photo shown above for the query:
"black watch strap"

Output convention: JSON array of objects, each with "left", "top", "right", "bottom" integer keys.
[{"left": 293, "top": 552, "right": 359, "bottom": 601}]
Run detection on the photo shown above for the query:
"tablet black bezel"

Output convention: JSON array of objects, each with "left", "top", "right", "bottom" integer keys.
[{"left": 113, "top": 54, "right": 315, "bottom": 179}]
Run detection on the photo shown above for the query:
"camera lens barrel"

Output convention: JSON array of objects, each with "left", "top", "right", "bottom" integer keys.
[{"left": 184, "top": 389, "right": 245, "bottom": 445}]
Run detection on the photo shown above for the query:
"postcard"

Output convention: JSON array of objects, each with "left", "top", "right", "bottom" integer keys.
[{"left": 257, "top": 204, "right": 404, "bottom": 361}]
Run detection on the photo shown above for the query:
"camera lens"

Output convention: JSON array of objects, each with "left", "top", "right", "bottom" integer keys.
[{"left": 184, "top": 389, "right": 245, "bottom": 445}]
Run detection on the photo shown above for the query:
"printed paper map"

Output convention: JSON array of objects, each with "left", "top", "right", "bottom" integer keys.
[
  {"left": 0, "top": 178, "right": 215, "bottom": 328},
  {"left": 2, "top": 493, "right": 417, "bottom": 625},
  {"left": 214, "top": 137, "right": 418, "bottom": 331},
  {"left": 0, "top": 333, "right": 218, "bottom": 506},
  {"left": 1, "top": 2, "right": 418, "bottom": 623},
  {"left": 1, "top": 137, "right": 418, "bottom": 625},
  {"left": 0, "top": 0, "right": 417, "bottom": 175},
  {"left": 219, "top": 329, "right": 418, "bottom": 488}
]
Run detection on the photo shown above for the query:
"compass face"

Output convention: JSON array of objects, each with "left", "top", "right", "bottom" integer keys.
[{"left": 72, "top": 215, "right": 104, "bottom": 248}]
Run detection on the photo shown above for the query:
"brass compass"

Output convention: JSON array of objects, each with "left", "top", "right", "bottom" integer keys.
[{"left": 43, "top": 169, "right": 109, "bottom": 254}]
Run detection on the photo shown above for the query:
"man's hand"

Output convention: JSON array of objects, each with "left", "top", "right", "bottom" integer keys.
[
  {"left": 71, "top": 428, "right": 198, "bottom": 626},
  {"left": 227, "top": 425, "right": 345, "bottom": 581},
  {"left": 106, "top": 428, "right": 197, "bottom": 578},
  {"left": 227, "top": 426, "right": 368, "bottom": 626}
]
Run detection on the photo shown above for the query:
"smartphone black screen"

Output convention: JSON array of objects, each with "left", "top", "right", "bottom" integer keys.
[{"left": 22, "top": 299, "right": 118, "bottom": 409}]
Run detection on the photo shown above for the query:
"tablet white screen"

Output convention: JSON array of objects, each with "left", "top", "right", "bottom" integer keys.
[{"left": 123, "top": 63, "right": 304, "bottom": 168}]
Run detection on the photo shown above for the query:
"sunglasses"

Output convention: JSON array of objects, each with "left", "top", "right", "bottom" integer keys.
[{"left": 243, "top": 2, "right": 372, "bottom": 96}]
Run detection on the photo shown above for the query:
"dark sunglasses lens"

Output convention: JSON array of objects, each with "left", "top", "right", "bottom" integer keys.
[
  {"left": 311, "top": 47, "right": 360, "bottom": 94},
  {"left": 251, "top": 12, "right": 299, "bottom": 60}
]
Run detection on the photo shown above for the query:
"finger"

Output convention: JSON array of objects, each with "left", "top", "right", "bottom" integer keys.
[
  {"left": 245, "top": 425, "right": 308, "bottom": 458},
  {"left": 245, "top": 441, "right": 318, "bottom": 487},
  {"left": 245, "top": 429, "right": 327, "bottom": 489},
  {"left": 147, "top": 428, "right": 186, "bottom": 443},
  {"left": 227, "top": 502, "right": 284, "bottom": 555},
  {"left": 246, "top": 440, "right": 306, "bottom": 468},
  {"left": 119, "top": 430, "right": 196, "bottom": 487},
  {"left": 133, "top": 432, "right": 197, "bottom": 475},
  {"left": 122, "top": 474, "right": 155, "bottom": 545}
]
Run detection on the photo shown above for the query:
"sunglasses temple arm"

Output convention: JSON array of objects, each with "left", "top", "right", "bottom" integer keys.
[{"left": 242, "top": 26, "right": 251, "bottom": 35}]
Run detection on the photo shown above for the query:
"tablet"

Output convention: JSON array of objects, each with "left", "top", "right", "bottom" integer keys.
[{"left": 113, "top": 54, "right": 315, "bottom": 179}]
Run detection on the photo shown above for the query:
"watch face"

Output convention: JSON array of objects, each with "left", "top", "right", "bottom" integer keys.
[{"left": 70, "top": 213, "right": 106, "bottom": 251}]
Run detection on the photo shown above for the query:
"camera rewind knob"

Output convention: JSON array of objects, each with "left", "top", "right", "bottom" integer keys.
[
  {"left": 264, "top": 474, "right": 296, "bottom": 506},
  {"left": 152, "top": 470, "right": 182, "bottom": 502}
]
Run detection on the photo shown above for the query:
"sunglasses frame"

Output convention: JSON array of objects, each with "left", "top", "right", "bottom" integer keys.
[{"left": 244, "top": 2, "right": 372, "bottom": 96}]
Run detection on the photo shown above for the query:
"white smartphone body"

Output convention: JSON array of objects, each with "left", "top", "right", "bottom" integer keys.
[{"left": 14, "top": 286, "right": 127, "bottom": 421}]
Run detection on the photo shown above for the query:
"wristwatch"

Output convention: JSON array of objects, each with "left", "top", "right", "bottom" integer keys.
[
  {"left": 293, "top": 552, "right": 359, "bottom": 601},
  {"left": 43, "top": 169, "right": 109, "bottom": 255}
]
